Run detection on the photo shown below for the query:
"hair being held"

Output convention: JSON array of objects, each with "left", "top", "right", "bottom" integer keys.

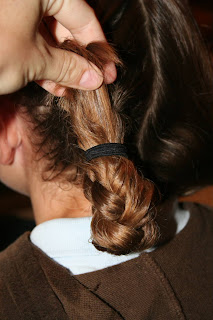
[{"left": 57, "top": 41, "right": 159, "bottom": 255}]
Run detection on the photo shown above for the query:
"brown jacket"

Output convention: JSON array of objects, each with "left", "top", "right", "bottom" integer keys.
[{"left": 0, "top": 202, "right": 212, "bottom": 320}]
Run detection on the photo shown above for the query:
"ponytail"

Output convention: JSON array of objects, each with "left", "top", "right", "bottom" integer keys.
[{"left": 57, "top": 41, "right": 159, "bottom": 255}]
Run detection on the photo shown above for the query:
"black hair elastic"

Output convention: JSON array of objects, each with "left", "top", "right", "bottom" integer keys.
[{"left": 85, "top": 143, "right": 128, "bottom": 161}]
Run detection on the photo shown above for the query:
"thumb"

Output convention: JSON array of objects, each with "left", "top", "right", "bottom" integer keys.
[{"left": 35, "top": 42, "right": 103, "bottom": 93}]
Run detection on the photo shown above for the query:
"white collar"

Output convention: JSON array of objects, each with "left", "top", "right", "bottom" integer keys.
[
  {"left": 30, "top": 206, "right": 189, "bottom": 275},
  {"left": 30, "top": 216, "right": 140, "bottom": 275}
]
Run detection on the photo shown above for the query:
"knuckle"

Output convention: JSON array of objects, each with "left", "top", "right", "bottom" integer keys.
[
  {"left": 32, "top": 46, "right": 47, "bottom": 81},
  {"left": 56, "top": 52, "right": 83, "bottom": 85},
  {"left": 46, "top": 0, "right": 64, "bottom": 15}
]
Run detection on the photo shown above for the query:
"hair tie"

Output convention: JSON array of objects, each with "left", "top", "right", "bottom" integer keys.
[{"left": 85, "top": 143, "right": 128, "bottom": 161}]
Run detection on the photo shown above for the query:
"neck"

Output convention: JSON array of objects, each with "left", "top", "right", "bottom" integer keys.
[
  {"left": 28, "top": 166, "right": 178, "bottom": 234},
  {"left": 29, "top": 178, "right": 92, "bottom": 225}
]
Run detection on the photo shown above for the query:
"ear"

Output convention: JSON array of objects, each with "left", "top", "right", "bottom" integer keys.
[{"left": 0, "top": 96, "right": 21, "bottom": 165}]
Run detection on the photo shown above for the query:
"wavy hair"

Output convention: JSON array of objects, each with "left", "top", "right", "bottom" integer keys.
[{"left": 13, "top": 0, "right": 213, "bottom": 254}]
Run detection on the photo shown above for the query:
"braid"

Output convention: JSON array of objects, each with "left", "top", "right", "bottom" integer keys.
[{"left": 57, "top": 41, "right": 159, "bottom": 255}]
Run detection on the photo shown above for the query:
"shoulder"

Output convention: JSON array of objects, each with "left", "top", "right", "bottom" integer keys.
[
  {"left": 0, "top": 233, "right": 33, "bottom": 318},
  {"left": 0, "top": 203, "right": 212, "bottom": 319},
  {"left": 0, "top": 233, "right": 69, "bottom": 320},
  {"left": 149, "top": 202, "right": 213, "bottom": 319},
  {"left": 0, "top": 232, "right": 33, "bottom": 286},
  {"left": 75, "top": 202, "right": 213, "bottom": 319},
  {"left": 0, "top": 233, "right": 121, "bottom": 319}
]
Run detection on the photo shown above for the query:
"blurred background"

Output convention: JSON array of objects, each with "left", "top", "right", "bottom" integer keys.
[{"left": 0, "top": 0, "right": 213, "bottom": 251}]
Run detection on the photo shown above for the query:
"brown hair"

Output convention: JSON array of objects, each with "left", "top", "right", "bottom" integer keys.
[
  {"left": 13, "top": 0, "right": 213, "bottom": 254},
  {"left": 19, "top": 41, "right": 159, "bottom": 255}
]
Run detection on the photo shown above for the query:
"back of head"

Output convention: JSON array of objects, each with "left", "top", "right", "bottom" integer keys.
[
  {"left": 94, "top": 0, "right": 213, "bottom": 197},
  {"left": 13, "top": 0, "right": 213, "bottom": 254}
]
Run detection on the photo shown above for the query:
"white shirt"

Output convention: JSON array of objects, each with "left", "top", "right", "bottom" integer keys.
[{"left": 30, "top": 204, "right": 190, "bottom": 275}]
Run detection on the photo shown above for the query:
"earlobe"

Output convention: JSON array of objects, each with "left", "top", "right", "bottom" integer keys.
[{"left": 0, "top": 97, "right": 21, "bottom": 165}]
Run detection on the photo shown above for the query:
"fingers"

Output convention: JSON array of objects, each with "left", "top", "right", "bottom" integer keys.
[
  {"left": 40, "top": 19, "right": 116, "bottom": 87},
  {"left": 47, "top": 0, "right": 117, "bottom": 84},
  {"left": 48, "top": 0, "right": 105, "bottom": 44},
  {"left": 0, "top": 0, "right": 116, "bottom": 96},
  {"left": 35, "top": 38, "right": 103, "bottom": 92},
  {"left": 38, "top": 18, "right": 103, "bottom": 92},
  {"left": 43, "top": 17, "right": 72, "bottom": 44}
]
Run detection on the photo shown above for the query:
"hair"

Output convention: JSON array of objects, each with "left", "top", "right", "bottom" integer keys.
[{"left": 12, "top": 0, "right": 213, "bottom": 254}]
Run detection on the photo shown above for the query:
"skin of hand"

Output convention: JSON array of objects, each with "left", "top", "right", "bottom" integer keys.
[{"left": 0, "top": 0, "right": 117, "bottom": 96}]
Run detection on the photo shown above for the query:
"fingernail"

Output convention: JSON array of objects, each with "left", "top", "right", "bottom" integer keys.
[
  {"left": 79, "top": 69, "right": 103, "bottom": 89},
  {"left": 104, "top": 62, "right": 117, "bottom": 84}
]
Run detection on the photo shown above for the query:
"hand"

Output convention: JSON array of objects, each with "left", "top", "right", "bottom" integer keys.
[{"left": 0, "top": 0, "right": 116, "bottom": 96}]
